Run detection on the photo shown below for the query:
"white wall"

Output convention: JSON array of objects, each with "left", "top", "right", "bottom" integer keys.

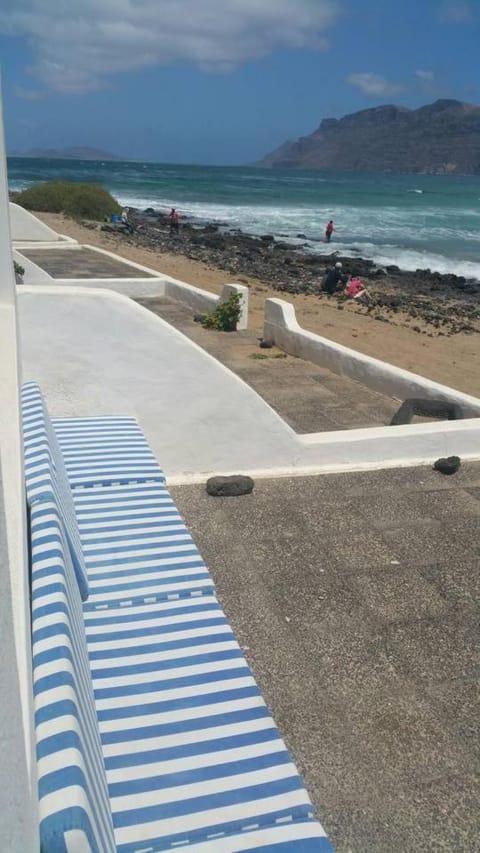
[
  {"left": 0, "top": 88, "right": 39, "bottom": 852},
  {"left": 10, "top": 201, "right": 66, "bottom": 242},
  {"left": 264, "top": 298, "right": 480, "bottom": 417},
  {"left": 16, "top": 241, "right": 250, "bottom": 328}
]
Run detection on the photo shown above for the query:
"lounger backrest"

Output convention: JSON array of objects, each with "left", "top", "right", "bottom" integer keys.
[
  {"left": 31, "top": 500, "right": 116, "bottom": 853},
  {"left": 21, "top": 382, "right": 89, "bottom": 601}
]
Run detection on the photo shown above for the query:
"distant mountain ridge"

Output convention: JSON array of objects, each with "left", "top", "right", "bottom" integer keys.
[
  {"left": 259, "top": 99, "right": 480, "bottom": 174},
  {"left": 8, "top": 146, "right": 119, "bottom": 161}
]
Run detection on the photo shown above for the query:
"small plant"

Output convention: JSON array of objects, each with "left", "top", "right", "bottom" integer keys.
[
  {"left": 14, "top": 260, "right": 25, "bottom": 277},
  {"left": 202, "top": 292, "right": 242, "bottom": 332}
]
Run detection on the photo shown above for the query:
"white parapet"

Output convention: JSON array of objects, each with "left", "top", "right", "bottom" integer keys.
[
  {"left": 10, "top": 202, "right": 76, "bottom": 243},
  {"left": 263, "top": 297, "right": 480, "bottom": 416},
  {"left": 0, "top": 85, "right": 39, "bottom": 851},
  {"left": 164, "top": 278, "right": 249, "bottom": 330},
  {"left": 17, "top": 240, "right": 250, "bottom": 329}
]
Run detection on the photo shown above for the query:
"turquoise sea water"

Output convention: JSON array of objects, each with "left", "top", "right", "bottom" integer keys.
[{"left": 7, "top": 157, "right": 480, "bottom": 280}]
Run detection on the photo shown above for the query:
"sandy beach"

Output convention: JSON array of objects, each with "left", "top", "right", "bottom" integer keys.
[{"left": 36, "top": 211, "right": 480, "bottom": 397}]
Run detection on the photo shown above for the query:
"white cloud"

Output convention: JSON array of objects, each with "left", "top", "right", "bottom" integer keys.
[
  {"left": 0, "top": 0, "right": 339, "bottom": 93},
  {"left": 415, "top": 69, "right": 435, "bottom": 85},
  {"left": 415, "top": 69, "right": 452, "bottom": 98},
  {"left": 346, "top": 73, "right": 404, "bottom": 97},
  {"left": 14, "top": 85, "right": 46, "bottom": 101},
  {"left": 440, "top": 1, "right": 475, "bottom": 22}
]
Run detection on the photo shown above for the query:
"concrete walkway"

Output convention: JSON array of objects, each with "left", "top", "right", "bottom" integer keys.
[
  {"left": 137, "top": 296, "right": 400, "bottom": 433},
  {"left": 173, "top": 463, "right": 480, "bottom": 853},
  {"left": 19, "top": 287, "right": 298, "bottom": 477},
  {"left": 18, "top": 287, "right": 480, "bottom": 480},
  {"left": 19, "top": 247, "right": 156, "bottom": 279}
]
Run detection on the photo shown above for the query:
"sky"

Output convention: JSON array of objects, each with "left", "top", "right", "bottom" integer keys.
[{"left": 0, "top": 0, "right": 478, "bottom": 164}]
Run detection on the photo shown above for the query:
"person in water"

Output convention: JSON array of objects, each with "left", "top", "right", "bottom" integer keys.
[
  {"left": 325, "top": 220, "right": 335, "bottom": 243},
  {"left": 321, "top": 261, "right": 348, "bottom": 295},
  {"left": 169, "top": 207, "right": 180, "bottom": 233}
]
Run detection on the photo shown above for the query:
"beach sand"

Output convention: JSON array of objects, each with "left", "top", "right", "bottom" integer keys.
[{"left": 35, "top": 212, "right": 480, "bottom": 397}]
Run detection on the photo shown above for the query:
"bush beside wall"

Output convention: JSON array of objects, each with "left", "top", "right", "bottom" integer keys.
[{"left": 15, "top": 180, "right": 122, "bottom": 221}]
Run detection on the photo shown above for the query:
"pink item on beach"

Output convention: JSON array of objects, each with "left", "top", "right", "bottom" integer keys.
[{"left": 347, "top": 278, "right": 364, "bottom": 298}]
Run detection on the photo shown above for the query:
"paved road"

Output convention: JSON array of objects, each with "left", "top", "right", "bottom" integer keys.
[{"left": 173, "top": 463, "right": 480, "bottom": 853}]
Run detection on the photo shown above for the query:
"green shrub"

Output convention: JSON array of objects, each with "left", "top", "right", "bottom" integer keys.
[
  {"left": 14, "top": 180, "right": 121, "bottom": 221},
  {"left": 14, "top": 260, "right": 25, "bottom": 277},
  {"left": 202, "top": 292, "right": 242, "bottom": 332}
]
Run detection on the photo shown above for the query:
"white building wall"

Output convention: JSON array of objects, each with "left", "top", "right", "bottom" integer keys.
[{"left": 0, "top": 86, "right": 39, "bottom": 851}]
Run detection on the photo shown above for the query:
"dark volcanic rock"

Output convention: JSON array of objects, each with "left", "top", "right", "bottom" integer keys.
[
  {"left": 206, "top": 475, "right": 255, "bottom": 497},
  {"left": 434, "top": 456, "right": 461, "bottom": 475},
  {"left": 124, "top": 209, "right": 480, "bottom": 336},
  {"left": 390, "top": 399, "right": 465, "bottom": 426}
]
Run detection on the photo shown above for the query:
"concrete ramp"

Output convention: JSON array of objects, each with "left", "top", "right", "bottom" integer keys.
[
  {"left": 18, "top": 287, "right": 296, "bottom": 478},
  {"left": 10, "top": 203, "right": 66, "bottom": 243}
]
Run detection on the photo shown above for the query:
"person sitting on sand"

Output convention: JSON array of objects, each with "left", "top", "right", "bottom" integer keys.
[
  {"left": 121, "top": 207, "right": 135, "bottom": 234},
  {"left": 321, "top": 261, "right": 347, "bottom": 295},
  {"left": 325, "top": 219, "right": 335, "bottom": 243},
  {"left": 169, "top": 207, "right": 180, "bottom": 233},
  {"left": 346, "top": 276, "right": 370, "bottom": 303}
]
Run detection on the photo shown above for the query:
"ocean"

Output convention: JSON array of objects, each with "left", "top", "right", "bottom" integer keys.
[{"left": 7, "top": 157, "right": 480, "bottom": 281}]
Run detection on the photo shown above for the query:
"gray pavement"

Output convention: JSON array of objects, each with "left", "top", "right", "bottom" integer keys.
[
  {"left": 171, "top": 463, "right": 480, "bottom": 853},
  {"left": 137, "top": 297, "right": 401, "bottom": 433},
  {"left": 20, "top": 247, "right": 156, "bottom": 278}
]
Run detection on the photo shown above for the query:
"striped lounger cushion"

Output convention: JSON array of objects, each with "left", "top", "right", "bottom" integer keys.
[
  {"left": 52, "top": 416, "right": 165, "bottom": 489},
  {"left": 33, "top": 505, "right": 333, "bottom": 852},
  {"left": 86, "top": 596, "right": 333, "bottom": 852},
  {"left": 31, "top": 500, "right": 116, "bottom": 852},
  {"left": 75, "top": 482, "right": 215, "bottom": 608},
  {"left": 22, "top": 382, "right": 89, "bottom": 601}
]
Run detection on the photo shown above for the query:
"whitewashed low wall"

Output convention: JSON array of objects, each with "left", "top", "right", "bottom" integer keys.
[
  {"left": 264, "top": 298, "right": 480, "bottom": 417},
  {"left": 163, "top": 278, "right": 249, "bottom": 329},
  {"left": 17, "top": 242, "right": 250, "bottom": 328},
  {"left": 9, "top": 203, "right": 73, "bottom": 243},
  {"left": 82, "top": 247, "right": 249, "bottom": 328}
]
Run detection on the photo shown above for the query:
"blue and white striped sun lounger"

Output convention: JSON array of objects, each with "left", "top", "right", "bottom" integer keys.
[
  {"left": 23, "top": 382, "right": 334, "bottom": 852},
  {"left": 22, "top": 381, "right": 90, "bottom": 600},
  {"left": 31, "top": 503, "right": 332, "bottom": 852},
  {"left": 75, "top": 483, "right": 215, "bottom": 608},
  {"left": 31, "top": 500, "right": 117, "bottom": 852},
  {"left": 52, "top": 416, "right": 165, "bottom": 489}
]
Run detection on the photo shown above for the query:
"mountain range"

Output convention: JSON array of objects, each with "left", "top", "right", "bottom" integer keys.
[
  {"left": 8, "top": 146, "right": 118, "bottom": 161},
  {"left": 259, "top": 99, "right": 480, "bottom": 174}
]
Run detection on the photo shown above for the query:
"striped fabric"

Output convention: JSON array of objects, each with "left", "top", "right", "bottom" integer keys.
[
  {"left": 52, "top": 416, "right": 165, "bottom": 489},
  {"left": 24, "top": 383, "right": 333, "bottom": 852},
  {"left": 22, "top": 382, "right": 89, "bottom": 601},
  {"left": 75, "top": 482, "right": 215, "bottom": 609},
  {"left": 31, "top": 500, "right": 116, "bottom": 853},
  {"left": 84, "top": 596, "right": 332, "bottom": 853}
]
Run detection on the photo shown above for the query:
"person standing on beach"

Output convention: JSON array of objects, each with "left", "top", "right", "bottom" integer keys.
[
  {"left": 325, "top": 220, "right": 335, "bottom": 243},
  {"left": 169, "top": 207, "right": 180, "bottom": 234}
]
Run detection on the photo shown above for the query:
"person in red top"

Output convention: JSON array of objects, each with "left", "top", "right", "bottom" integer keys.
[
  {"left": 168, "top": 207, "right": 180, "bottom": 233},
  {"left": 325, "top": 219, "right": 334, "bottom": 242},
  {"left": 346, "top": 276, "right": 370, "bottom": 303}
]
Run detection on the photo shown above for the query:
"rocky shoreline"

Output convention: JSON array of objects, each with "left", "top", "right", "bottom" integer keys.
[{"left": 95, "top": 207, "right": 480, "bottom": 336}]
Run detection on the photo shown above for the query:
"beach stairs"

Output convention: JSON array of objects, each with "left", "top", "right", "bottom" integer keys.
[{"left": 22, "top": 381, "right": 333, "bottom": 853}]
